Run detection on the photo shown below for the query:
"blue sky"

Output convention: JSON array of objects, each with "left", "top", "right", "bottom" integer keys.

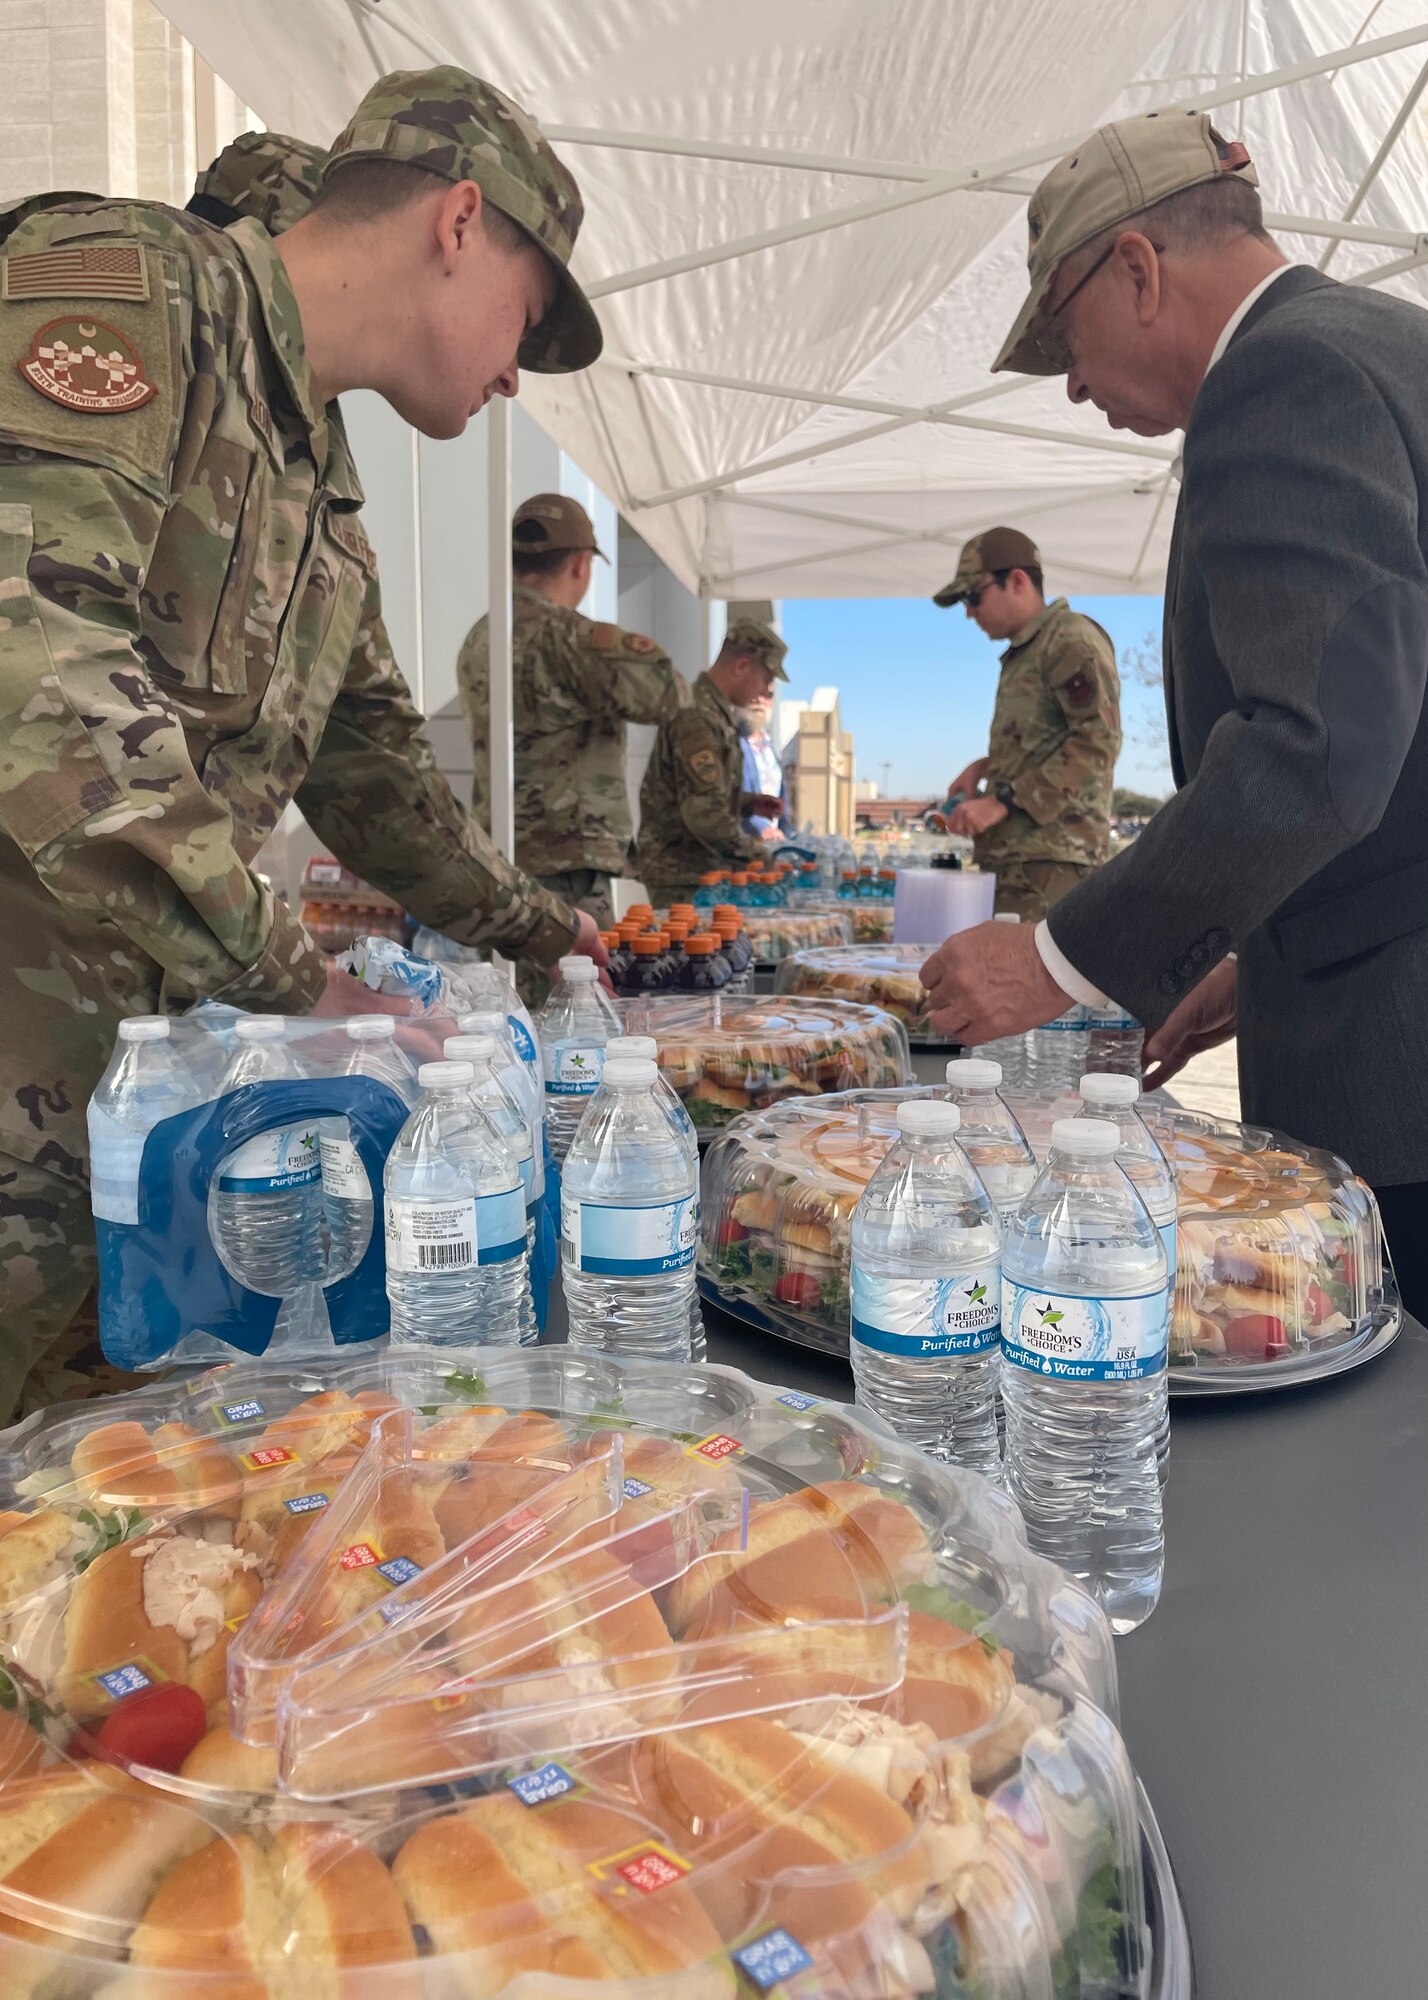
[{"left": 778, "top": 594, "right": 1171, "bottom": 801}]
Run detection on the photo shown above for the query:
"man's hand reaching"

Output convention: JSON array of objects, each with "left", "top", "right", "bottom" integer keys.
[{"left": 1141, "top": 957, "right": 1237, "bottom": 1094}]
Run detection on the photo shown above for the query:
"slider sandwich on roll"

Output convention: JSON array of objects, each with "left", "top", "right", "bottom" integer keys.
[{"left": 393, "top": 1792, "right": 733, "bottom": 1997}]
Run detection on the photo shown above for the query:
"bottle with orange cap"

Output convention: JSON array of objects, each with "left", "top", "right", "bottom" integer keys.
[
  {"left": 677, "top": 933, "right": 731, "bottom": 993},
  {"left": 694, "top": 872, "right": 725, "bottom": 909}
]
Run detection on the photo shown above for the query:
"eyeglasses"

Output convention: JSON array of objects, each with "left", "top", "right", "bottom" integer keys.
[
  {"left": 1035, "top": 237, "right": 1166, "bottom": 371},
  {"left": 964, "top": 572, "right": 1009, "bottom": 611}
]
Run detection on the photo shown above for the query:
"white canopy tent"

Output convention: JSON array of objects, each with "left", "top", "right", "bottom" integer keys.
[{"left": 158, "top": 0, "right": 1428, "bottom": 608}]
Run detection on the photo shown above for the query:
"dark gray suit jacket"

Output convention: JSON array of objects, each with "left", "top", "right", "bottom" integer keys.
[{"left": 1047, "top": 265, "right": 1428, "bottom": 1184}]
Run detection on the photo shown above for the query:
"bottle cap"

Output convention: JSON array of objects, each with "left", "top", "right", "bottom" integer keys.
[
  {"left": 558, "top": 956, "right": 598, "bottom": 982},
  {"left": 1078, "top": 1071, "right": 1141, "bottom": 1105},
  {"left": 896, "top": 1099, "right": 961, "bottom": 1137},
  {"left": 668, "top": 905, "right": 697, "bottom": 920},
  {"left": 946, "top": 1057, "right": 1002, "bottom": 1089},
  {"left": 685, "top": 936, "right": 717, "bottom": 955},
  {"left": 731, "top": 873, "right": 750, "bottom": 885},
  {"left": 993, "top": 912, "right": 1022, "bottom": 924},
  {"left": 601, "top": 1057, "right": 657, "bottom": 1086},
  {"left": 457, "top": 1010, "right": 506, "bottom": 1036},
  {"left": 713, "top": 905, "right": 739, "bottom": 920},
  {"left": 626, "top": 904, "right": 654, "bottom": 920},
  {"left": 698, "top": 873, "right": 723, "bottom": 885},
  {"left": 631, "top": 936, "right": 664, "bottom": 956},
  {"left": 419, "top": 1059, "right": 474, "bottom": 1088},
  {"left": 444, "top": 1034, "right": 497, "bottom": 1062},
  {"left": 345, "top": 1015, "right": 397, "bottom": 1041},
  {"left": 1052, "top": 1116, "right": 1120, "bottom": 1156},
  {"left": 118, "top": 1016, "right": 170, "bottom": 1042},
  {"left": 235, "top": 1016, "right": 286, "bottom": 1042},
  {"left": 605, "top": 1035, "right": 657, "bottom": 1059}
]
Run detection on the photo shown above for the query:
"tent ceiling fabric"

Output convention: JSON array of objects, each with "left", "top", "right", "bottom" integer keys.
[{"left": 159, "top": 0, "right": 1428, "bottom": 600}]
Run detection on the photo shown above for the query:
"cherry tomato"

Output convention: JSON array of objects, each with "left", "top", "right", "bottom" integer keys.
[
  {"left": 1222, "top": 1313, "right": 1287, "bottom": 1360},
  {"left": 773, "top": 1271, "right": 823, "bottom": 1310},
  {"left": 1304, "top": 1281, "right": 1334, "bottom": 1326},
  {"left": 93, "top": 1683, "right": 208, "bottom": 1775},
  {"left": 716, "top": 1220, "right": 748, "bottom": 1248}
]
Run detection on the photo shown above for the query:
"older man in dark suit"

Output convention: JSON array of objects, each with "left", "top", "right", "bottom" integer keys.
[{"left": 921, "top": 108, "right": 1428, "bottom": 1314}]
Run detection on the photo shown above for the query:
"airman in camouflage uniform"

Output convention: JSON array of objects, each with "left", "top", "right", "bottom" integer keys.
[
  {"left": 933, "top": 527, "right": 1120, "bottom": 920},
  {"left": 638, "top": 617, "right": 789, "bottom": 906},
  {"left": 457, "top": 494, "right": 690, "bottom": 934},
  {"left": 0, "top": 67, "right": 603, "bottom": 1417}
]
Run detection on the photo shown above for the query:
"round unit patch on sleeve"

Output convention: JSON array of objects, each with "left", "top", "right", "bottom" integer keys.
[
  {"left": 18, "top": 316, "right": 155, "bottom": 413},
  {"left": 685, "top": 746, "right": 721, "bottom": 786}
]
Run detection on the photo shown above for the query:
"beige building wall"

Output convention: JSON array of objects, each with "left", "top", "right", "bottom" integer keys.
[{"left": 0, "top": 0, "right": 249, "bottom": 209}]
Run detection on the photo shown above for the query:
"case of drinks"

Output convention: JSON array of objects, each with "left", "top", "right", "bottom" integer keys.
[
  {"left": 617, "top": 994, "right": 912, "bottom": 1139},
  {"left": 775, "top": 943, "right": 953, "bottom": 1045},
  {"left": 0, "top": 1350, "right": 1187, "bottom": 1996},
  {"left": 699, "top": 1088, "right": 1397, "bottom": 1383}
]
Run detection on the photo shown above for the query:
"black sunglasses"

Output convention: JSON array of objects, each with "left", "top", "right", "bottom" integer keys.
[{"left": 964, "top": 570, "right": 1013, "bottom": 610}]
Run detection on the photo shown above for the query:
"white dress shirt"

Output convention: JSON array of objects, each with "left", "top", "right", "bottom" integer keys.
[{"left": 1032, "top": 262, "right": 1305, "bottom": 1009}]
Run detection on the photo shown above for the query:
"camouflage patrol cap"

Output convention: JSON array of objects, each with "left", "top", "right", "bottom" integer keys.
[
  {"left": 723, "top": 616, "right": 789, "bottom": 681},
  {"left": 191, "top": 132, "right": 327, "bottom": 235},
  {"left": 932, "top": 527, "right": 1041, "bottom": 607},
  {"left": 324, "top": 65, "right": 602, "bottom": 374},
  {"left": 993, "top": 109, "right": 1258, "bottom": 376},
  {"left": 512, "top": 492, "right": 607, "bottom": 560}
]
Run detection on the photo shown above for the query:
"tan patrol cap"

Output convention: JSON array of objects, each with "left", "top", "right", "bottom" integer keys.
[
  {"left": 993, "top": 108, "right": 1258, "bottom": 376},
  {"left": 932, "top": 527, "right": 1041, "bottom": 608},
  {"left": 723, "top": 616, "right": 789, "bottom": 682},
  {"left": 324, "top": 65, "right": 602, "bottom": 374},
  {"left": 512, "top": 493, "right": 606, "bottom": 560}
]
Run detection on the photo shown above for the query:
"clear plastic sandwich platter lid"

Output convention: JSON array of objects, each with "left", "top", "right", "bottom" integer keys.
[
  {"left": 0, "top": 1352, "right": 1163, "bottom": 1998},
  {"left": 700, "top": 1084, "right": 1398, "bottom": 1385},
  {"left": 617, "top": 992, "right": 912, "bottom": 1138},
  {"left": 775, "top": 943, "right": 949, "bottom": 1044},
  {"left": 737, "top": 908, "right": 855, "bottom": 961}
]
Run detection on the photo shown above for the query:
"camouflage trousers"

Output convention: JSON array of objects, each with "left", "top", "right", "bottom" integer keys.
[
  {"left": 0, "top": 1154, "right": 150, "bottom": 1423},
  {"left": 518, "top": 870, "right": 617, "bottom": 1011},
  {"left": 991, "top": 860, "right": 1094, "bottom": 923},
  {"left": 642, "top": 883, "right": 702, "bottom": 915}
]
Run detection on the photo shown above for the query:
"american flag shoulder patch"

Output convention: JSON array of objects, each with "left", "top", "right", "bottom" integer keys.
[{"left": 2, "top": 243, "right": 149, "bottom": 303}]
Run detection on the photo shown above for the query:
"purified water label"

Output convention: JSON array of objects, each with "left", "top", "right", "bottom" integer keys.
[
  {"left": 320, "top": 1134, "right": 368, "bottom": 1200},
  {"left": 544, "top": 1041, "right": 606, "bottom": 1096},
  {"left": 385, "top": 1196, "right": 477, "bottom": 1274},
  {"left": 1001, "top": 1281, "right": 1169, "bottom": 1381},
  {"left": 562, "top": 1194, "right": 697, "bottom": 1274},
  {"left": 475, "top": 1187, "right": 526, "bottom": 1265},
  {"left": 851, "top": 1268, "right": 1000, "bottom": 1357},
  {"left": 217, "top": 1126, "right": 321, "bottom": 1193}
]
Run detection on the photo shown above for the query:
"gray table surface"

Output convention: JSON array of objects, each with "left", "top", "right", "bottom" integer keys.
[{"left": 548, "top": 1033, "right": 1428, "bottom": 2000}]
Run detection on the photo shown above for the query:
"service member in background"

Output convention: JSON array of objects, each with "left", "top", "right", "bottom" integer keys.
[
  {"left": 457, "top": 493, "right": 690, "bottom": 937},
  {"left": 920, "top": 109, "right": 1428, "bottom": 1316},
  {"left": 638, "top": 619, "right": 790, "bottom": 906},
  {"left": 740, "top": 692, "right": 793, "bottom": 841},
  {"left": 0, "top": 67, "right": 608, "bottom": 1418},
  {"left": 930, "top": 527, "right": 1121, "bottom": 921}
]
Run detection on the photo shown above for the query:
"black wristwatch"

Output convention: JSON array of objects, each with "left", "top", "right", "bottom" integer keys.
[{"left": 991, "top": 781, "right": 1016, "bottom": 809}]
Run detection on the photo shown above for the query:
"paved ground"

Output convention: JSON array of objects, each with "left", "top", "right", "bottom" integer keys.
[{"left": 1167, "top": 1036, "right": 1240, "bottom": 1123}]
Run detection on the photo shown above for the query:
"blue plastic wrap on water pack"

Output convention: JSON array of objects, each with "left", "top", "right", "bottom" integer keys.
[
  {"left": 534, "top": 1135, "right": 560, "bottom": 1334},
  {"left": 96, "top": 1075, "right": 410, "bottom": 1369}
]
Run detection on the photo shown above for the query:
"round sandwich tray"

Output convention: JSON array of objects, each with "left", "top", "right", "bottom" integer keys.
[
  {"left": 695, "top": 1279, "right": 1403, "bottom": 1410},
  {"left": 1141, "top": 1778, "right": 1195, "bottom": 2000}
]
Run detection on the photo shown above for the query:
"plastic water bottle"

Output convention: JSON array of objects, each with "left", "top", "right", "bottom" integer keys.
[
  {"left": 444, "top": 1034, "right": 539, "bottom": 1345},
  {"left": 88, "top": 1017, "right": 204, "bottom": 1225},
  {"left": 849, "top": 1100, "right": 1002, "bottom": 1477},
  {"left": 970, "top": 913, "right": 1030, "bottom": 1087},
  {"left": 1085, "top": 1001, "right": 1145, "bottom": 1078},
  {"left": 603, "top": 1035, "right": 703, "bottom": 1359},
  {"left": 211, "top": 1018, "right": 324, "bottom": 1296},
  {"left": 943, "top": 1060, "right": 1038, "bottom": 1220},
  {"left": 1026, "top": 1004, "right": 1091, "bottom": 1096},
  {"left": 1001, "top": 1117, "right": 1169, "bottom": 1633},
  {"left": 456, "top": 1009, "right": 543, "bottom": 1156},
  {"left": 384, "top": 1060, "right": 528, "bottom": 1347},
  {"left": 451, "top": 966, "right": 542, "bottom": 1089},
  {"left": 1077, "top": 1072, "right": 1177, "bottom": 1485},
  {"left": 537, "top": 956, "right": 621, "bottom": 1165},
  {"left": 561, "top": 1057, "right": 698, "bottom": 1360},
  {"left": 320, "top": 1017, "right": 419, "bottom": 1280}
]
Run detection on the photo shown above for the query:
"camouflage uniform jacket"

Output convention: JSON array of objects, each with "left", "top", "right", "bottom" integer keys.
[
  {"left": 637, "top": 671, "right": 767, "bottom": 888},
  {"left": 458, "top": 585, "right": 689, "bottom": 876},
  {"left": 0, "top": 198, "right": 575, "bottom": 1182},
  {"left": 976, "top": 598, "right": 1122, "bottom": 872}
]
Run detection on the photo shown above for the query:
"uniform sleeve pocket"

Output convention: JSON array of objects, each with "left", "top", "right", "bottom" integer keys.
[{"left": 0, "top": 501, "right": 123, "bottom": 853}]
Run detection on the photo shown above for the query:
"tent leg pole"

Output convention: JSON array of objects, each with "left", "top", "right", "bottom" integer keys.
[{"left": 487, "top": 397, "right": 515, "bottom": 864}]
